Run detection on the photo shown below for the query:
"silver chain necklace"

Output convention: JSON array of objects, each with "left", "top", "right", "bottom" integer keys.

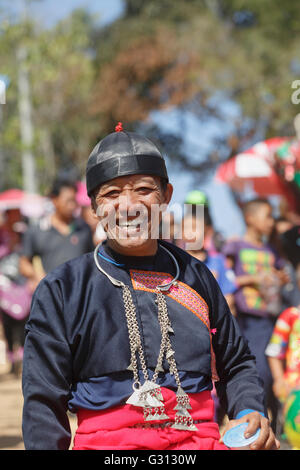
[{"left": 93, "top": 243, "right": 197, "bottom": 431}]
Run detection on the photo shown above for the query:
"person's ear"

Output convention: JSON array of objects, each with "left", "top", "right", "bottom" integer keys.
[
  {"left": 91, "top": 206, "right": 99, "bottom": 220},
  {"left": 163, "top": 183, "right": 173, "bottom": 205}
]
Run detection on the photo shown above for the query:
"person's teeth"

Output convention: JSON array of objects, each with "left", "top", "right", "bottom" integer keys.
[{"left": 119, "top": 221, "right": 139, "bottom": 227}]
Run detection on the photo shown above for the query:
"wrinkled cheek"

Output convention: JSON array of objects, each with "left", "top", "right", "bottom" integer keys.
[{"left": 95, "top": 203, "right": 117, "bottom": 233}]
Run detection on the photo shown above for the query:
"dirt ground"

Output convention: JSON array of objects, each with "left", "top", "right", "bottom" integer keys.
[
  {"left": 0, "top": 365, "right": 24, "bottom": 450},
  {"left": 0, "top": 361, "right": 292, "bottom": 451},
  {"left": 0, "top": 362, "right": 77, "bottom": 450}
]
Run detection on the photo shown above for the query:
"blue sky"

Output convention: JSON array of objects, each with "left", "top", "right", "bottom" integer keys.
[
  {"left": 7, "top": 0, "right": 125, "bottom": 27},
  {"left": 34, "top": 0, "right": 125, "bottom": 26}
]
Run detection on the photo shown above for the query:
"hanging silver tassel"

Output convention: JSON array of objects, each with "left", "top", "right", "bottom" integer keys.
[
  {"left": 141, "top": 382, "right": 169, "bottom": 421},
  {"left": 173, "top": 386, "right": 192, "bottom": 409},
  {"left": 123, "top": 279, "right": 198, "bottom": 429},
  {"left": 126, "top": 380, "right": 169, "bottom": 421},
  {"left": 96, "top": 243, "right": 198, "bottom": 431},
  {"left": 171, "top": 408, "right": 198, "bottom": 431},
  {"left": 171, "top": 386, "right": 198, "bottom": 431}
]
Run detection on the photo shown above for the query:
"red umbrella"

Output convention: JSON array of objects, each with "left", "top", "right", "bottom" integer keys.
[
  {"left": 0, "top": 189, "right": 25, "bottom": 210},
  {"left": 274, "top": 138, "right": 300, "bottom": 186},
  {"left": 0, "top": 189, "right": 46, "bottom": 217},
  {"left": 215, "top": 137, "right": 298, "bottom": 210}
]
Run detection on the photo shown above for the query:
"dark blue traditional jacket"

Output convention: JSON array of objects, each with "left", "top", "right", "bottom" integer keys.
[{"left": 22, "top": 240, "right": 266, "bottom": 450}]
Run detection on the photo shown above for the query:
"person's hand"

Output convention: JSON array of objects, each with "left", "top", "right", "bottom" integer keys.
[
  {"left": 276, "top": 268, "right": 291, "bottom": 286},
  {"left": 27, "top": 274, "right": 44, "bottom": 294},
  {"left": 219, "top": 412, "right": 280, "bottom": 450}
]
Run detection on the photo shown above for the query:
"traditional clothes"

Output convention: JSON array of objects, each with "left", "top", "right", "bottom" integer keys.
[
  {"left": 22, "top": 124, "right": 267, "bottom": 450},
  {"left": 22, "top": 240, "right": 266, "bottom": 449}
]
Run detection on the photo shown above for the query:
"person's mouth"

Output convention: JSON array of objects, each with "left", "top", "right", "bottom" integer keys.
[{"left": 116, "top": 218, "right": 148, "bottom": 238}]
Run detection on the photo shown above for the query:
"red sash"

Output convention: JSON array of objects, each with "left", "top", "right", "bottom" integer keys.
[{"left": 73, "top": 388, "right": 228, "bottom": 450}]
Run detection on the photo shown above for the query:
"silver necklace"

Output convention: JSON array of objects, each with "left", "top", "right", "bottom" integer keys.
[{"left": 93, "top": 243, "right": 197, "bottom": 431}]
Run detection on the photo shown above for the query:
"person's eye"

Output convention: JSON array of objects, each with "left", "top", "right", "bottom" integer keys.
[
  {"left": 136, "top": 186, "right": 153, "bottom": 192},
  {"left": 102, "top": 190, "right": 120, "bottom": 197}
]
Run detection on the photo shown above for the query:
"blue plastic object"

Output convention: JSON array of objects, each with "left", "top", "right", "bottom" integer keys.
[{"left": 223, "top": 423, "right": 260, "bottom": 448}]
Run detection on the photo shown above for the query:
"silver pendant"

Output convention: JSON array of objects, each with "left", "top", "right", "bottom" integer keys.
[
  {"left": 126, "top": 389, "right": 148, "bottom": 407},
  {"left": 175, "top": 408, "right": 193, "bottom": 419},
  {"left": 126, "top": 380, "right": 164, "bottom": 409},
  {"left": 171, "top": 387, "right": 197, "bottom": 431},
  {"left": 145, "top": 412, "right": 161, "bottom": 421},
  {"left": 171, "top": 421, "right": 198, "bottom": 431},
  {"left": 172, "top": 410, "right": 198, "bottom": 431},
  {"left": 144, "top": 394, "right": 163, "bottom": 408},
  {"left": 174, "top": 386, "right": 192, "bottom": 409},
  {"left": 176, "top": 386, "right": 188, "bottom": 397},
  {"left": 154, "top": 389, "right": 164, "bottom": 401},
  {"left": 144, "top": 406, "right": 169, "bottom": 421},
  {"left": 157, "top": 412, "right": 169, "bottom": 420},
  {"left": 166, "top": 349, "right": 175, "bottom": 359},
  {"left": 173, "top": 402, "right": 192, "bottom": 411},
  {"left": 145, "top": 411, "right": 168, "bottom": 421},
  {"left": 126, "top": 380, "right": 155, "bottom": 407},
  {"left": 140, "top": 381, "right": 164, "bottom": 402},
  {"left": 141, "top": 380, "right": 161, "bottom": 394}
]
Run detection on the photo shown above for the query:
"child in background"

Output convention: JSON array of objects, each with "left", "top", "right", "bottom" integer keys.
[
  {"left": 266, "top": 305, "right": 300, "bottom": 401},
  {"left": 179, "top": 192, "right": 237, "bottom": 426},
  {"left": 265, "top": 305, "right": 300, "bottom": 447},
  {"left": 179, "top": 192, "right": 236, "bottom": 311},
  {"left": 222, "top": 198, "right": 288, "bottom": 431}
]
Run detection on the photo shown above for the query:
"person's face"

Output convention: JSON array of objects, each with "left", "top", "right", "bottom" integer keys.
[
  {"left": 5, "top": 209, "right": 21, "bottom": 228},
  {"left": 52, "top": 187, "right": 77, "bottom": 222},
  {"left": 93, "top": 174, "right": 173, "bottom": 255},
  {"left": 181, "top": 214, "right": 205, "bottom": 249},
  {"left": 247, "top": 203, "right": 275, "bottom": 237}
]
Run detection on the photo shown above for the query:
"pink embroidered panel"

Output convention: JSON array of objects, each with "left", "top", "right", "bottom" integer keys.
[{"left": 130, "top": 269, "right": 210, "bottom": 330}]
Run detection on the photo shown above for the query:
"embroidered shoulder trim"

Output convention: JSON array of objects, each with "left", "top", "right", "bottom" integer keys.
[{"left": 130, "top": 269, "right": 209, "bottom": 327}]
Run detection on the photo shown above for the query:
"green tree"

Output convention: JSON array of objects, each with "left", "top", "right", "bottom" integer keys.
[
  {"left": 0, "top": 5, "right": 97, "bottom": 192},
  {"left": 91, "top": 0, "right": 300, "bottom": 174},
  {"left": 1, "top": 0, "right": 300, "bottom": 194}
]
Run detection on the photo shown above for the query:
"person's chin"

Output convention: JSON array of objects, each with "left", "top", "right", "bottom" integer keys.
[{"left": 110, "top": 229, "right": 156, "bottom": 253}]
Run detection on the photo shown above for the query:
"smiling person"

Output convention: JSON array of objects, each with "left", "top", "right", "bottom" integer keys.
[{"left": 22, "top": 124, "right": 279, "bottom": 450}]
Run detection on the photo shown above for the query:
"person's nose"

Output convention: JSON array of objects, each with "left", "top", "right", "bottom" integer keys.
[{"left": 118, "top": 191, "right": 146, "bottom": 220}]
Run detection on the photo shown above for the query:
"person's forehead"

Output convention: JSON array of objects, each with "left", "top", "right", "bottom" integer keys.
[
  {"left": 247, "top": 202, "right": 271, "bottom": 216},
  {"left": 55, "top": 186, "right": 76, "bottom": 198},
  {"left": 259, "top": 203, "right": 272, "bottom": 214},
  {"left": 100, "top": 174, "right": 159, "bottom": 190}
]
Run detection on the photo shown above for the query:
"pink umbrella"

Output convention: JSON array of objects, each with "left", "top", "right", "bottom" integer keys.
[
  {"left": 76, "top": 181, "right": 90, "bottom": 207},
  {"left": 21, "top": 193, "right": 47, "bottom": 218}
]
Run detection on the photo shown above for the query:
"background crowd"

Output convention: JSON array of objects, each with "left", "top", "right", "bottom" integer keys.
[{"left": 1, "top": 0, "right": 300, "bottom": 450}]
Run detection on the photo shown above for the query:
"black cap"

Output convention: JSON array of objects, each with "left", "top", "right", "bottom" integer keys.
[{"left": 86, "top": 124, "right": 169, "bottom": 196}]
